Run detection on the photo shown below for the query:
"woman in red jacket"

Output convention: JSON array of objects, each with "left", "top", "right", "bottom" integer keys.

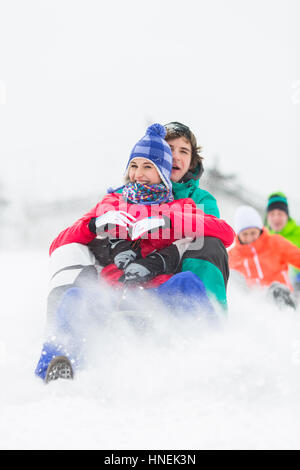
[
  {"left": 36, "top": 124, "right": 235, "bottom": 383},
  {"left": 228, "top": 205, "right": 300, "bottom": 309},
  {"left": 49, "top": 124, "right": 234, "bottom": 291}
]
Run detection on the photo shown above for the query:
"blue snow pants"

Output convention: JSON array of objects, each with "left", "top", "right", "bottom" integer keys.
[{"left": 35, "top": 271, "right": 214, "bottom": 380}]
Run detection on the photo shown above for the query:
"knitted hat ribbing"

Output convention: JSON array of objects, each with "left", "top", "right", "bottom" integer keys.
[{"left": 267, "top": 192, "right": 289, "bottom": 216}]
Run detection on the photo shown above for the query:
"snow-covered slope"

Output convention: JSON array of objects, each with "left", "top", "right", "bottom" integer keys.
[{"left": 1, "top": 251, "right": 300, "bottom": 450}]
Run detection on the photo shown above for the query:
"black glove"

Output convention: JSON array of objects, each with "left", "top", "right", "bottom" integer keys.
[
  {"left": 111, "top": 239, "right": 141, "bottom": 270},
  {"left": 268, "top": 282, "right": 296, "bottom": 310},
  {"left": 88, "top": 238, "right": 140, "bottom": 267},
  {"left": 120, "top": 244, "right": 181, "bottom": 285},
  {"left": 88, "top": 238, "right": 113, "bottom": 266}
]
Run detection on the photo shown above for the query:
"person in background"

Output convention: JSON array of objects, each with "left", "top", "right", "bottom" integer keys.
[
  {"left": 228, "top": 205, "right": 300, "bottom": 309},
  {"left": 266, "top": 192, "right": 300, "bottom": 292}
]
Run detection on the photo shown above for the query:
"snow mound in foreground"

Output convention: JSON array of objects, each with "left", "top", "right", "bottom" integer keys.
[{"left": 1, "top": 251, "right": 300, "bottom": 450}]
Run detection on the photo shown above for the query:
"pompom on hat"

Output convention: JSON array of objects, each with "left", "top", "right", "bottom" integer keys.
[
  {"left": 124, "top": 123, "right": 173, "bottom": 193},
  {"left": 234, "top": 205, "right": 263, "bottom": 234}
]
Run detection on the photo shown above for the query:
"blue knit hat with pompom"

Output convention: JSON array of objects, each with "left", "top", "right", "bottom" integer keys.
[{"left": 124, "top": 123, "right": 173, "bottom": 193}]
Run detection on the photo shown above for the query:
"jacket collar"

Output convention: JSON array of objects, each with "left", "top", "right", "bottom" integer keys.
[
  {"left": 172, "top": 166, "right": 201, "bottom": 193},
  {"left": 171, "top": 177, "right": 199, "bottom": 198},
  {"left": 177, "top": 163, "right": 203, "bottom": 184}
]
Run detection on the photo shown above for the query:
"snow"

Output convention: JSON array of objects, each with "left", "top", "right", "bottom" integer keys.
[{"left": 1, "top": 251, "right": 300, "bottom": 450}]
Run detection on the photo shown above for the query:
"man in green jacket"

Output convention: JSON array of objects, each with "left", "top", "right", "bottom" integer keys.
[
  {"left": 266, "top": 192, "right": 300, "bottom": 288},
  {"left": 164, "top": 122, "right": 229, "bottom": 309}
]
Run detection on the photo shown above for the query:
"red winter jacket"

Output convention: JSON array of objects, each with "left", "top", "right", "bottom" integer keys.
[{"left": 50, "top": 193, "right": 235, "bottom": 256}]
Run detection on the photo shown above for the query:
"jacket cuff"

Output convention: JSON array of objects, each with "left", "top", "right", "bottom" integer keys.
[{"left": 88, "top": 217, "right": 97, "bottom": 234}]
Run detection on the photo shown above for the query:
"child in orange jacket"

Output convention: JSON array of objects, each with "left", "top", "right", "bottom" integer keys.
[{"left": 228, "top": 206, "right": 300, "bottom": 308}]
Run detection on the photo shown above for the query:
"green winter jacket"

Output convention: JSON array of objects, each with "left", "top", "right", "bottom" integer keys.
[
  {"left": 268, "top": 218, "right": 300, "bottom": 278},
  {"left": 172, "top": 178, "right": 220, "bottom": 218},
  {"left": 268, "top": 218, "right": 300, "bottom": 249},
  {"left": 172, "top": 177, "right": 228, "bottom": 308}
]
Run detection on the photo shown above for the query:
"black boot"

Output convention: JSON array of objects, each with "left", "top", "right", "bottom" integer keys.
[{"left": 45, "top": 356, "right": 74, "bottom": 383}]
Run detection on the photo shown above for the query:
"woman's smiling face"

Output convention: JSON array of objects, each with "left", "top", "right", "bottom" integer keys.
[{"left": 128, "top": 158, "right": 162, "bottom": 185}]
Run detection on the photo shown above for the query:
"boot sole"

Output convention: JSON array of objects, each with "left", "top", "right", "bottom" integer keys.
[{"left": 45, "top": 356, "right": 74, "bottom": 383}]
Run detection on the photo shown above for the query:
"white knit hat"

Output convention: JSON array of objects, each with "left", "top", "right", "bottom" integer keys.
[{"left": 234, "top": 205, "right": 263, "bottom": 234}]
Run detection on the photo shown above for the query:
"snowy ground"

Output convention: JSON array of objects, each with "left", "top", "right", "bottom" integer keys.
[{"left": 1, "top": 251, "right": 300, "bottom": 450}]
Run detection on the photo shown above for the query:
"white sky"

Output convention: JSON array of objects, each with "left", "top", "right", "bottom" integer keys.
[{"left": 0, "top": 0, "right": 299, "bottom": 208}]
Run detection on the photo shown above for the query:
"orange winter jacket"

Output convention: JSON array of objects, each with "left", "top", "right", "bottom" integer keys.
[{"left": 228, "top": 229, "right": 300, "bottom": 290}]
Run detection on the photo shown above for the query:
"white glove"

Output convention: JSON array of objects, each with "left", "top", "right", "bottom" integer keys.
[
  {"left": 95, "top": 211, "right": 136, "bottom": 234},
  {"left": 130, "top": 216, "right": 169, "bottom": 240}
]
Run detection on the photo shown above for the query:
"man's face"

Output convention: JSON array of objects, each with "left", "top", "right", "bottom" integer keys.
[
  {"left": 167, "top": 136, "right": 192, "bottom": 182},
  {"left": 267, "top": 209, "right": 288, "bottom": 232}
]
